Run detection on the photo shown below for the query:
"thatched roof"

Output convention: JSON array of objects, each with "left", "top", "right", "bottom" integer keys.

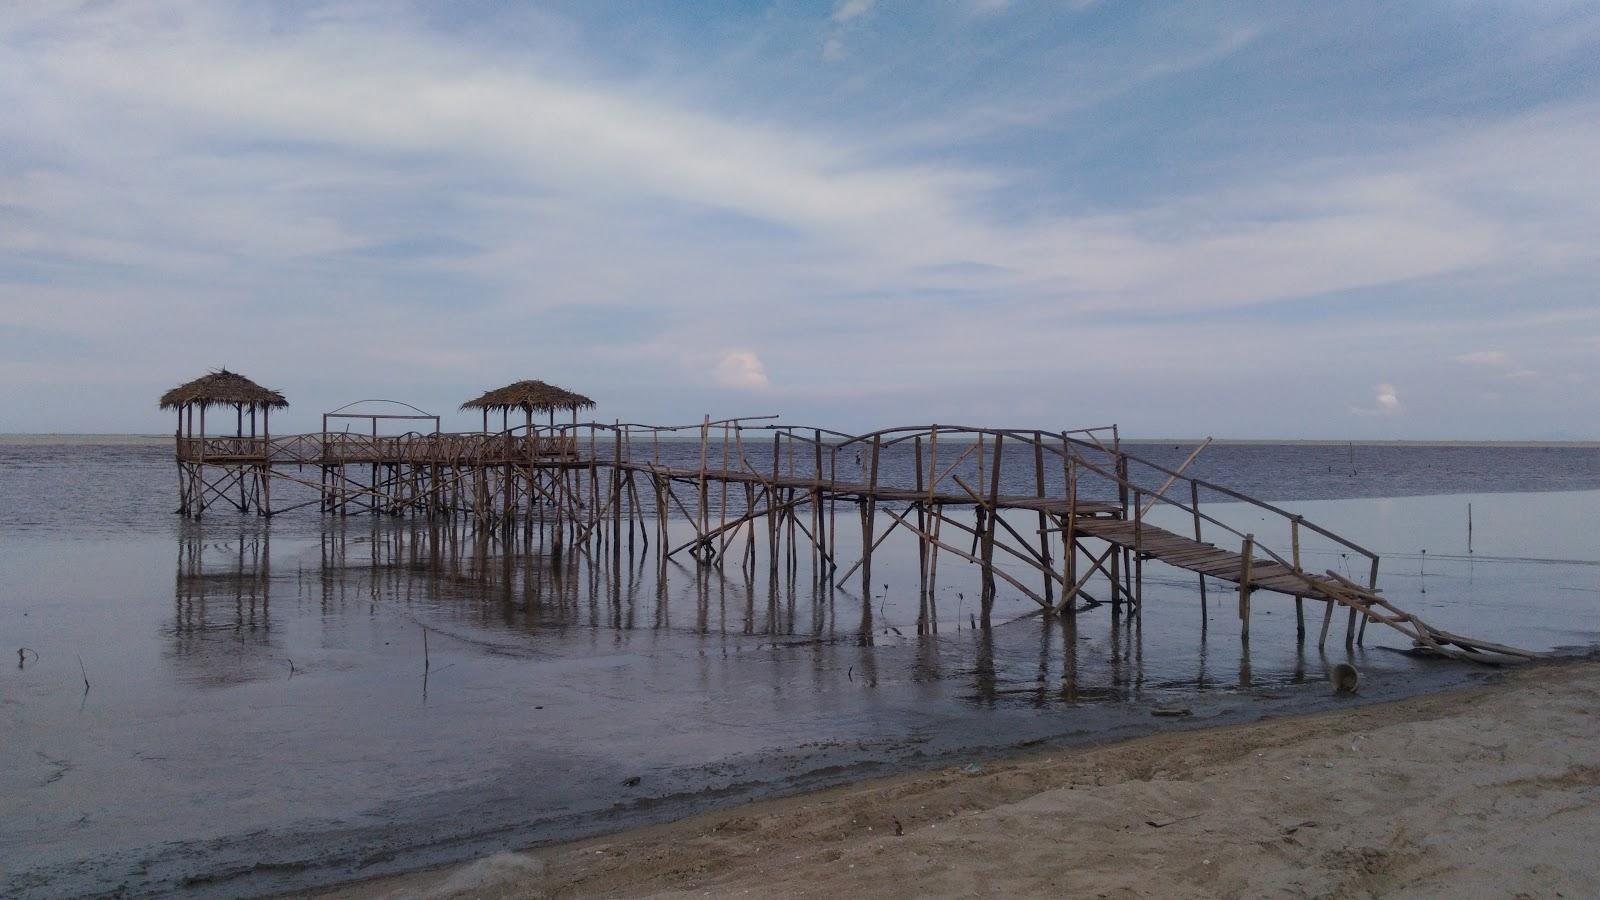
[
  {"left": 460, "top": 380, "right": 595, "bottom": 413},
  {"left": 159, "top": 369, "right": 288, "bottom": 410}
]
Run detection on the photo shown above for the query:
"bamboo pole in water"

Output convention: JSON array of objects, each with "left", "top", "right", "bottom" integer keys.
[
  {"left": 979, "top": 432, "right": 1003, "bottom": 623},
  {"left": 1239, "top": 534, "right": 1254, "bottom": 643},
  {"left": 1033, "top": 433, "right": 1053, "bottom": 607}
]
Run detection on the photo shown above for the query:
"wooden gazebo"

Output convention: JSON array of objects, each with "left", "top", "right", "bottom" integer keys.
[
  {"left": 460, "top": 379, "right": 595, "bottom": 432},
  {"left": 161, "top": 369, "right": 287, "bottom": 516}
]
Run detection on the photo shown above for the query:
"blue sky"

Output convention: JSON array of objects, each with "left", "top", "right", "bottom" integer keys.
[{"left": 1, "top": 1, "right": 1597, "bottom": 437}]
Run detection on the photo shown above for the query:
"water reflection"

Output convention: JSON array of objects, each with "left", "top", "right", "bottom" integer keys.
[
  {"left": 288, "top": 519, "right": 865, "bottom": 645},
  {"left": 168, "top": 523, "right": 279, "bottom": 686},
  {"left": 165, "top": 516, "right": 1379, "bottom": 717}
]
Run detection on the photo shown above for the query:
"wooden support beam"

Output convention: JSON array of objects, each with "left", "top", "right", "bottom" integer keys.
[{"left": 1239, "top": 533, "right": 1254, "bottom": 643}]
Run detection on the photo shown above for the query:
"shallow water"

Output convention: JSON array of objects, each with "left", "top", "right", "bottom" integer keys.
[{"left": 2, "top": 442, "right": 1598, "bottom": 897}]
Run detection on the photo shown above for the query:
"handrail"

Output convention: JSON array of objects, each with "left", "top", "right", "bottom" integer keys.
[
  {"left": 1063, "top": 445, "right": 1378, "bottom": 585},
  {"left": 1062, "top": 435, "right": 1379, "bottom": 561},
  {"left": 838, "top": 423, "right": 1117, "bottom": 449}
]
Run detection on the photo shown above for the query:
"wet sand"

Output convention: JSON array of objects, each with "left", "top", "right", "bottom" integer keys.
[{"left": 335, "top": 660, "right": 1600, "bottom": 899}]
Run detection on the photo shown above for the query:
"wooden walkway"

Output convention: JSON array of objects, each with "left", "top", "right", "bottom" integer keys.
[
  {"left": 168, "top": 418, "right": 1538, "bottom": 664},
  {"left": 1071, "top": 518, "right": 1343, "bottom": 601}
]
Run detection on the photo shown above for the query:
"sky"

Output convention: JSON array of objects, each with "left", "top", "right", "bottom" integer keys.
[{"left": 1, "top": 1, "right": 1597, "bottom": 438}]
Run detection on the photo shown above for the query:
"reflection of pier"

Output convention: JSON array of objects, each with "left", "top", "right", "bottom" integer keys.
[
  {"left": 160, "top": 371, "right": 1533, "bottom": 663},
  {"left": 309, "top": 519, "right": 1149, "bottom": 701},
  {"left": 169, "top": 526, "right": 278, "bottom": 686}
]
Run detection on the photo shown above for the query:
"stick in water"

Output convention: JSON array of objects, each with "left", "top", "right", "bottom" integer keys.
[{"left": 76, "top": 653, "right": 89, "bottom": 694}]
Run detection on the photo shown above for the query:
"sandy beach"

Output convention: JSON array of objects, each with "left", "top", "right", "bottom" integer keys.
[{"left": 331, "top": 660, "right": 1600, "bottom": 899}]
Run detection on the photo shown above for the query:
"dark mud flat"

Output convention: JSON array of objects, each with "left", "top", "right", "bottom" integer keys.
[{"left": 6, "top": 641, "right": 1488, "bottom": 899}]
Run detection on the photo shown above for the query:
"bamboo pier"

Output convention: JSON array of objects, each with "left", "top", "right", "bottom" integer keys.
[{"left": 161, "top": 372, "right": 1537, "bottom": 664}]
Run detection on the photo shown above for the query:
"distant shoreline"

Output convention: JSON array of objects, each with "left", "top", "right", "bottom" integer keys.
[{"left": 4, "top": 433, "right": 1599, "bottom": 449}]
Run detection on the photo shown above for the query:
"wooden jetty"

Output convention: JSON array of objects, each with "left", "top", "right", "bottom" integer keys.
[{"left": 162, "top": 371, "right": 1537, "bottom": 664}]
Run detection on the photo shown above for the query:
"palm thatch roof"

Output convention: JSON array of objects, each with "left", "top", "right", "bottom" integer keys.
[
  {"left": 159, "top": 369, "right": 288, "bottom": 410},
  {"left": 460, "top": 379, "right": 595, "bottom": 413}
]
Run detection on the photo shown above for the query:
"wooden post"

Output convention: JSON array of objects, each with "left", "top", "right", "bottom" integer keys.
[
  {"left": 980, "top": 432, "right": 1003, "bottom": 623},
  {"left": 260, "top": 407, "right": 271, "bottom": 517},
  {"left": 785, "top": 432, "right": 798, "bottom": 577},
  {"left": 1190, "top": 479, "right": 1207, "bottom": 615},
  {"left": 1358, "top": 555, "right": 1380, "bottom": 646},
  {"left": 1061, "top": 435, "right": 1077, "bottom": 616},
  {"left": 1033, "top": 433, "right": 1053, "bottom": 607},
  {"left": 613, "top": 423, "right": 623, "bottom": 553},
  {"left": 1133, "top": 487, "right": 1143, "bottom": 610},
  {"left": 1109, "top": 533, "right": 1121, "bottom": 612},
  {"left": 196, "top": 403, "right": 206, "bottom": 518},
  {"left": 769, "top": 431, "right": 781, "bottom": 576},
  {"left": 1116, "top": 451, "right": 1131, "bottom": 605},
  {"left": 697, "top": 414, "right": 709, "bottom": 559},
  {"left": 718, "top": 421, "right": 730, "bottom": 563},
  {"left": 175, "top": 407, "right": 186, "bottom": 514},
  {"left": 1292, "top": 517, "right": 1304, "bottom": 642},
  {"left": 1238, "top": 534, "right": 1254, "bottom": 643},
  {"left": 925, "top": 427, "right": 940, "bottom": 618},
  {"left": 914, "top": 435, "right": 928, "bottom": 630},
  {"left": 814, "top": 429, "right": 826, "bottom": 572},
  {"left": 860, "top": 435, "right": 881, "bottom": 604}
]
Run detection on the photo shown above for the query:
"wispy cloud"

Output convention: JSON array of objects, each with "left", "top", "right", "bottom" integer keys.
[
  {"left": 1456, "top": 350, "right": 1510, "bottom": 367},
  {"left": 831, "top": 0, "right": 876, "bottom": 24},
  {"left": 1, "top": 2, "right": 1598, "bottom": 436}
]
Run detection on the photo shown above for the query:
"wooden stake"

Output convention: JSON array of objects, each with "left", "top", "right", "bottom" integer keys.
[{"left": 1239, "top": 533, "right": 1254, "bottom": 643}]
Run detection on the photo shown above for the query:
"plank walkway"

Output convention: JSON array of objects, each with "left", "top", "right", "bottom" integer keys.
[{"left": 1071, "top": 518, "right": 1343, "bottom": 601}]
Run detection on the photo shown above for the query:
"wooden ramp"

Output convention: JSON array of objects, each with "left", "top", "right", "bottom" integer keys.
[
  {"left": 1069, "top": 518, "right": 1540, "bottom": 665},
  {"left": 1071, "top": 518, "right": 1347, "bottom": 601}
]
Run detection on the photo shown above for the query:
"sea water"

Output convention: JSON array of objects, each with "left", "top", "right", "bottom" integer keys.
[{"left": 2, "top": 439, "right": 1598, "bottom": 897}]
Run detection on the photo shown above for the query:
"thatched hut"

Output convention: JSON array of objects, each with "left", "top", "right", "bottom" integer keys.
[
  {"left": 160, "top": 369, "right": 288, "bottom": 440},
  {"left": 461, "top": 379, "right": 595, "bottom": 432}
]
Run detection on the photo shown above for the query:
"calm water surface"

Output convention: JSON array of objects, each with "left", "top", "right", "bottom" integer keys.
[{"left": 2, "top": 440, "right": 1599, "bottom": 897}]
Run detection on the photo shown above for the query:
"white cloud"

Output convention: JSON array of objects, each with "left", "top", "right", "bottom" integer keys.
[
  {"left": 1351, "top": 382, "right": 1402, "bottom": 417},
  {"left": 711, "top": 351, "right": 771, "bottom": 390},
  {"left": 1375, "top": 383, "right": 1401, "bottom": 415},
  {"left": 832, "top": 0, "right": 876, "bottom": 24}
]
